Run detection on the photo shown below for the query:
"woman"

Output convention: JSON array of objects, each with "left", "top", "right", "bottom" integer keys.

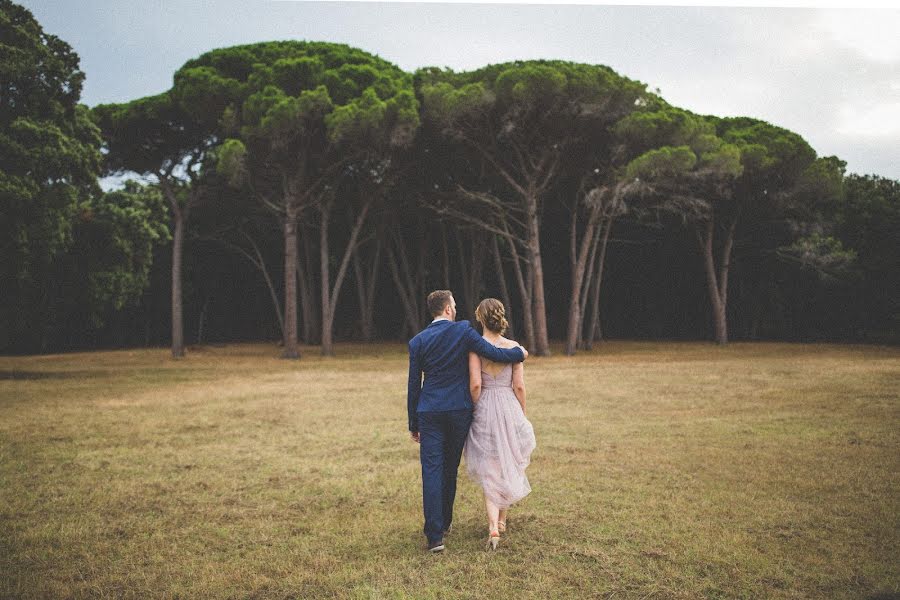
[{"left": 464, "top": 298, "right": 537, "bottom": 550}]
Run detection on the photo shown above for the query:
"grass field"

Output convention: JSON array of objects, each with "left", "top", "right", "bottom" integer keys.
[{"left": 1, "top": 340, "right": 898, "bottom": 599}]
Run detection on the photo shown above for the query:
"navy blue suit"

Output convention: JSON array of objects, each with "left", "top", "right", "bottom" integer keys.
[{"left": 407, "top": 318, "right": 525, "bottom": 544}]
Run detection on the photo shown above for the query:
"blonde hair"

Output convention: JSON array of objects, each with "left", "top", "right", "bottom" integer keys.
[{"left": 475, "top": 298, "right": 508, "bottom": 335}]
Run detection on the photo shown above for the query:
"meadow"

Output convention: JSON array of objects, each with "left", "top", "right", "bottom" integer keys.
[{"left": 1, "top": 340, "right": 898, "bottom": 599}]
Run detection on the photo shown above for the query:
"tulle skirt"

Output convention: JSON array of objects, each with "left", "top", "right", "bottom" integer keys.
[{"left": 464, "top": 385, "right": 536, "bottom": 508}]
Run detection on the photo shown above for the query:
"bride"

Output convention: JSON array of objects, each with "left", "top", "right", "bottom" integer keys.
[{"left": 464, "top": 298, "right": 537, "bottom": 550}]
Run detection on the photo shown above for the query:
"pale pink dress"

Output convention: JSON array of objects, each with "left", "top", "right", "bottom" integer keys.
[{"left": 464, "top": 362, "right": 536, "bottom": 508}]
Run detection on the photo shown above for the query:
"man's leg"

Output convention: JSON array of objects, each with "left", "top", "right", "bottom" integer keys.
[
  {"left": 441, "top": 408, "right": 474, "bottom": 533},
  {"left": 418, "top": 411, "right": 446, "bottom": 545}
]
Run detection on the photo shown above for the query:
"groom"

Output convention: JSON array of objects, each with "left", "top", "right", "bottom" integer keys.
[{"left": 407, "top": 290, "right": 528, "bottom": 552}]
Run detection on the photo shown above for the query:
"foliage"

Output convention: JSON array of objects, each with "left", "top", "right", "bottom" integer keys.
[
  {"left": 69, "top": 181, "right": 172, "bottom": 327},
  {"left": 776, "top": 232, "right": 857, "bottom": 283},
  {"left": 0, "top": 0, "right": 101, "bottom": 280},
  {"left": 0, "top": 0, "right": 102, "bottom": 351},
  {"left": 3, "top": 5, "right": 898, "bottom": 351},
  {"left": 201, "top": 41, "right": 419, "bottom": 202}
]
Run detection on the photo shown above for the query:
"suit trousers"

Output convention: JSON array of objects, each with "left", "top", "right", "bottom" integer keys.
[{"left": 418, "top": 408, "right": 473, "bottom": 544}]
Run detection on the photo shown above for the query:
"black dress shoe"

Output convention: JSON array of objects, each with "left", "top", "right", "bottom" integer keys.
[{"left": 427, "top": 539, "right": 445, "bottom": 552}]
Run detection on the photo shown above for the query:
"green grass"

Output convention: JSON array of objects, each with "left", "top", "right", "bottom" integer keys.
[{"left": 1, "top": 341, "right": 898, "bottom": 599}]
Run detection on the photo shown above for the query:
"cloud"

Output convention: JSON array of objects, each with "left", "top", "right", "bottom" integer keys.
[
  {"left": 20, "top": 0, "right": 900, "bottom": 179},
  {"left": 815, "top": 9, "right": 900, "bottom": 64},
  {"left": 604, "top": 8, "right": 900, "bottom": 177},
  {"left": 836, "top": 102, "right": 900, "bottom": 137}
]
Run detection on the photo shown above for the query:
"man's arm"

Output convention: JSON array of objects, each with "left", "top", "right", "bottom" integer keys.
[
  {"left": 407, "top": 338, "right": 423, "bottom": 434},
  {"left": 463, "top": 324, "right": 526, "bottom": 363}
]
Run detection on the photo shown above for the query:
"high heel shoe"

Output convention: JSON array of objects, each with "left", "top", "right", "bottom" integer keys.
[
  {"left": 486, "top": 531, "right": 500, "bottom": 551},
  {"left": 497, "top": 520, "right": 506, "bottom": 534}
]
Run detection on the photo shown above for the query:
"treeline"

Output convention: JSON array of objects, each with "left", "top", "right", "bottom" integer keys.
[{"left": 2, "top": 1, "right": 898, "bottom": 356}]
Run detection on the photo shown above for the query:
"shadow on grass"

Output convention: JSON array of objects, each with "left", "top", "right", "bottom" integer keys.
[{"left": 0, "top": 370, "right": 101, "bottom": 380}]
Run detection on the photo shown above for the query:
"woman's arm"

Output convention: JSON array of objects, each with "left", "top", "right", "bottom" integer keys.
[
  {"left": 512, "top": 362, "right": 526, "bottom": 415},
  {"left": 469, "top": 352, "right": 482, "bottom": 402}
]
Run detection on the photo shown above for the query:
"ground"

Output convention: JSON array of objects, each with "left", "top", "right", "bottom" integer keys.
[{"left": 1, "top": 341, "right": 898, "bottom": 599}]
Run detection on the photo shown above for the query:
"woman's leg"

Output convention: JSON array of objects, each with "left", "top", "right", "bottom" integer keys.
[
  {"left": 498, "top": 508, "right": 508, "bottom": 531},
  {"left": 484, "top": 494, "right": 500, "bottom": 534}
]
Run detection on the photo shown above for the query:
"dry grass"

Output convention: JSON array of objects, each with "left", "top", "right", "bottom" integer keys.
[{"left": 1, "top": 341, "right": 898, "bottom": 599}]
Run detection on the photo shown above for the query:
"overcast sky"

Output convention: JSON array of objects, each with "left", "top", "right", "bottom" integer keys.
[{"left": 20, "top": 0, "right": 900, "bottom": 179}]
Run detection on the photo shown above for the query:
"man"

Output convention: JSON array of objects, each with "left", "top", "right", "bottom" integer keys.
[{"left": 407, "top": 290, "right": 528, "bottom": 552}]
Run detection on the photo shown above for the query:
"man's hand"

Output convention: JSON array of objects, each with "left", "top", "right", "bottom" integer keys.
[
  {"left": 411, "top": 431, "right": 420, "bottom": 443},
  {"left": 519, "top": 345, "right": 529, "bottom": 359}
]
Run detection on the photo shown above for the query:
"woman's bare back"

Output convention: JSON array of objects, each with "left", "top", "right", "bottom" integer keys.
[{"left": 480, "top": 336, "right": 521, "bottom": 377}]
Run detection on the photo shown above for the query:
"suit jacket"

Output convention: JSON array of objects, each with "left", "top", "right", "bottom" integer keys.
[{"left": 407, "top": 319, "right": 525, "bottom": 432}]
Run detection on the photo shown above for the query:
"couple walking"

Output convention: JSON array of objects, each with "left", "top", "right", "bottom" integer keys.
[{"left": 407, "top": 290, "right": 536, "bottom": 552}]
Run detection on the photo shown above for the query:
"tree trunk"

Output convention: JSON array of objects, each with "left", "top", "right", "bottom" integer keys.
[
  {"left": 387, "top": 232, "right": 421, "bottom": 337},
  {"left": 320, "top": 205, "right": 334, "bottom": 356},
  {"left": 510, "top": 244, "right": 535, "bottom": 349},
  {"left": 282, "top": 211, "right": 300, "bottom": 358},
  {"left": 526, "top": 194, "right": 551, "bottom": 355},
  {"left": 320, "top": 200, "right": 371, "bottom": 356},
  {"left": 170, "top": 207, "right": 185, "bottom": 358},
  {"left": 455, "top": 230, "right": 485, "bottom": 320},
  {"left": 300, "top": 232, "right": 318, "bottom": 345},
  {"left": 455, "top": 230, "right": 472, "bottom": 317},
  {"left": 230, "top": 228, "right": 284, "bottom": 338},
  {"left": 577, "top": 217, "right": 604, "bottom": 349},
  {"left": 262, "top": 269, "right": 284, "bottom": 339},
  {"left": 158, "top": 176, "right": 198, "bottom": 359},
  {"left": 491, "top": 234, "right": 514, "bottom": 338},
  {"left": 697, "top": 217, "right": 735, "bottom": 345},
  {"left": 587, "top": 217, "right": 614, "bottom": 348},
  {"left": 197, "top": 296, "right": 209, "bottom": 345},
  {"left": 505, "top": 228, "right": 534, "bottom": 350},
  {"left": 565, "top": 204, "right": 601, "bottom": 355},
  {"left": 353, "top": 236, "right": 381, "bottom": 342},
  {"left": 416, "top": 229, "right": 428, "bottom": 324}
]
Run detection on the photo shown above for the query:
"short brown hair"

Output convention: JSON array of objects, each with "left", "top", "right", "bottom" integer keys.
[
  {"left": 475, "top": 298, "right": 508, "bottom": 335},
  {"left": 427, "top": 290, "right": 453, "bottom": 317}
]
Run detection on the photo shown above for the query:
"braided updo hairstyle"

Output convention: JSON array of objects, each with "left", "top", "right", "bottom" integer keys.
[{"left": 475, "top": 298, "right": 509, "bottom": 335}]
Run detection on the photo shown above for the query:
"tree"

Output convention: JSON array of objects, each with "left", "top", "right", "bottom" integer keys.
[
  {"left": 561, "top": 96, "right": 673, "bottom": 355},
  {"left": 620, "top": 107, "right": 834, "bottom": 344},
  {"left": 618, "top": 107, "right": 744, "bottom": 344},
  {"left": 567, "top": 176, "right": 628, "bottom": 353},
  {"left": 214, "top": 41, "right": 418, "bottom": 357},
  {"left": 189, "top": 170, "right": 286, "bottom": 341},
  {"left": 93, "top": 85, "right": 224, "bottom": 358},
  {"left": 52, "top": 182, "right": 171, "bottom": 341},
  {"left": 828, "top": 174, "right": 899, "bottom": 341},
  {"left": 0, "top": 0, "right": 102, "bottom": 352},
  {"left": 418, "top": 60, "right": 648, "bottom": 355}
]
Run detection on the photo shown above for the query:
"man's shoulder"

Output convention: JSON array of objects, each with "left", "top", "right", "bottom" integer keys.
[
  {"left": 409, "top": 330, "right": 424, "bottom": 347},
  {"left": 410, "top": 320, "right": 474, "bottom": 343},
  {"left": 452, "top": 320, "right": 477, "bottom": 336},
  {"left": 430, "top": 319, "right": 474, "bottom": 332},
  {"left": 410, "top": 321, "right": 453, "bottom": 344}
]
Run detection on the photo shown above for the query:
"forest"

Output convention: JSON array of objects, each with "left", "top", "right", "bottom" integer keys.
[{"left": 2, "top": 0, "right": 898, "bottom": 356}]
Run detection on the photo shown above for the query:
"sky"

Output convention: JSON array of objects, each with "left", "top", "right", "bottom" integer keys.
[{"left": 20, "top": 0, "right": 900, "bottom": 179}]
